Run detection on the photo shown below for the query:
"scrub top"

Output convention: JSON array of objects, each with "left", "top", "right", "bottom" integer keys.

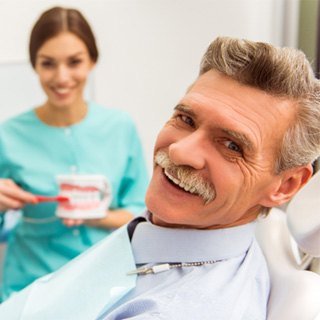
[{"left": 0, "top": 102, "right": 149, "bottom": 300}]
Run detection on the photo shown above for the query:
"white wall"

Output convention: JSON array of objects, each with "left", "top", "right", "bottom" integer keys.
[{"left": 0, "top": 0, "right": 296, "bottom": 172}]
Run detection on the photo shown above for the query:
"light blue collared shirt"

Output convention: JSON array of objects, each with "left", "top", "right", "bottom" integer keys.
[{"left": 100, "top": 218, "right": 270, "bottom": 319}]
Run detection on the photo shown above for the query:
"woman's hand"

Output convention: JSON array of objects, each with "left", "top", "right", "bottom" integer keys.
[
  {"left": 62, "top": 218, "right": 85, "bottom": 227},
  {"left": 62, "top": 209, "right": 134, "bottom": 229},
  {"left": 0, "top": 179, "right": 37, "bottom": 212}
]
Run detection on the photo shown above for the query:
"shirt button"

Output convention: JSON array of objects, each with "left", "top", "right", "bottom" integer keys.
[{"left": 73, "top": 229, "right": 80, "bottom": 236}]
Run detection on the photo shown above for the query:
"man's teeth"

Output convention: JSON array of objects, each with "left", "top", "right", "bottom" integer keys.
[{"left": 164, "top": 170, "right": 197, "bottom": 194}]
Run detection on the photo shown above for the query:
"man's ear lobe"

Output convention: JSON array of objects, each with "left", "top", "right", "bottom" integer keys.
[{"left": 262, "top": 164, "right": 313, "bottom": 207}]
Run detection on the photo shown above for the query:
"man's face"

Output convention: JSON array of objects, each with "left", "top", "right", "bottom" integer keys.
[{"left": 146, "top": 70, "right": 297, "bottom": 229}]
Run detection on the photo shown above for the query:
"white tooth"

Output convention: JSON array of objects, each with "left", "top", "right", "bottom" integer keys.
[
  {"left": 164, "top": 170, "right": 171, "bottom": 179},
  {"left": 171, "top": 177, "right": 179, "bottom": 184},
  {"left": 179, "top": 182, "right": 191, "bottom": 192},
  {"left": 184, "top": 185, "right": 191, "bottom": 192},
  {"left": 178, "top": 182, "right": 184, "bottom": 188},
  {"left": 164, "top": 169, "right": 197, "bottom": 195},
  {"left": 164, "top": 171, "right": 200, "bottom": 194},
  {"left": 164, "top": 170, "right": 179, "bottom": 185},
  {"left": 189, "top": 187, "right": 196, "bottom": 194}
]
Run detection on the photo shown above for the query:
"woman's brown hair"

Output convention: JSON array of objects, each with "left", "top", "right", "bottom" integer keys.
[{"left": 29, "top": 6, "right": 98, "bottom": 68}]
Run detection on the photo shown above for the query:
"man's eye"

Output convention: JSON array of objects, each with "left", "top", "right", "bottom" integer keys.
[
  {"left": 223, "top": 140, "right": 242, "bottom": 153},
  {"left": 178, "top": 114, "right": 195, "bottom": 127}
]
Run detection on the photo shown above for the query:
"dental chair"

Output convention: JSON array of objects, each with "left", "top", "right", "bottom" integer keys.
[{"left": 256, "top": 170, "right": 320, "bottom": 320}]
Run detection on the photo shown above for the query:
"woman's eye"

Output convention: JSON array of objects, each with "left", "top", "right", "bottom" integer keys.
[
  {"left": 68, "top": 59, "right": 82, "bottom": 67},
  {"left": 223, "top": 140, "right": 242, "bottom": 153},
  {"left": 40, "top": 60, "right": 55, "bottom": 68},
  {"left": 178, "top": 114, "right": 195, "bottom": 127}
]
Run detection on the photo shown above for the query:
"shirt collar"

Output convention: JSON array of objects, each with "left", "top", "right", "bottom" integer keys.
[{"left": 131, "top": 214, "right": 256, "bottom": 264}]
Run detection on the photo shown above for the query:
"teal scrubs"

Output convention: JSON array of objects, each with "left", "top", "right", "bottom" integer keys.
[{"left": 0, "top": 102, "right": 149, "bottom": 300}]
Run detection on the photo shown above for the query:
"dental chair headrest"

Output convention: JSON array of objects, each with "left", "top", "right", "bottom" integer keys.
[{"left": 286, "top": 170, "right": 320, "bottom": 257}]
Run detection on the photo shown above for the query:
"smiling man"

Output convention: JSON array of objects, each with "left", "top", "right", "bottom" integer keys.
[
  {"left": 1, "top": 37, "right": 320, "bottom": 320},
  {"left": 147, "top": 70, "right": 299, "bottom": 229}
]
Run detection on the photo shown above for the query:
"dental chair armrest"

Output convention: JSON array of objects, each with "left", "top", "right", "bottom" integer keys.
[
  {"left": 256, "top": 208, "right": 320, "bottom": 320},
  {"left": 286, "top": 170, "right": 320, "bottom": 257}
]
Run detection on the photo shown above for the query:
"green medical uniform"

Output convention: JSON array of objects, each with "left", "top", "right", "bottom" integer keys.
[{"left": 0, "top": 102, "right": 149, "bottom": 300}]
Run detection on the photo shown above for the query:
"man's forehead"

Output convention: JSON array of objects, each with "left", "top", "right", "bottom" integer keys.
[
  {"left": 178, "top": 90, "right": 245, "bottom": 114},
  {"left": 183, "top": 72, "right": 297, "bottom": 122}
]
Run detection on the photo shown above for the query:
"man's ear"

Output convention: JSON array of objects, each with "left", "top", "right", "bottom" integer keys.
[{"left": 261, "top": 164, "right": 313, "bottom": 207}]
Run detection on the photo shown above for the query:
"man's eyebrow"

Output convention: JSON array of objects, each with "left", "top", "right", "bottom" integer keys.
[
  {"left": 174, "top": 104, "right": 196, "bottom": 117},
  {"left": 222, "top": 128, "right": 254, "bottom": 151}
]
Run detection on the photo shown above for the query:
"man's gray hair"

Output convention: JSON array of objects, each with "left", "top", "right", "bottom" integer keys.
[{"left": 200, "top": 37, "right": 320, "bottom": 174}]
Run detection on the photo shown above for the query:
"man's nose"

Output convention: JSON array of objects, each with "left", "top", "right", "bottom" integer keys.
[{"left": 168, "top": 133, "right": 206, "bottom": 170}]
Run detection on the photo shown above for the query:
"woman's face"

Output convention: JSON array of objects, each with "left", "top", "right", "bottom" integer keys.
[{"left": 34, "top": 31, "right": 94, "bottom": 109}]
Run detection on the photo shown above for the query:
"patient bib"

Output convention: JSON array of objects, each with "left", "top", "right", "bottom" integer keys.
[{"left": 0, "top": 225, "right": 137, "bottom": 320}]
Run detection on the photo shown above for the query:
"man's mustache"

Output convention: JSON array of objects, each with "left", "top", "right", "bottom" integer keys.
[{"left": 154, "top": 150, "right": 215, "bottom": 204}]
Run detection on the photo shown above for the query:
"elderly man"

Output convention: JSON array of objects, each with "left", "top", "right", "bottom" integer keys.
[{"left": 1, "top": 37, "right": 320, "bottom": 319}]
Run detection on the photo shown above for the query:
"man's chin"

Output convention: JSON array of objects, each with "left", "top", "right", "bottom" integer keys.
[{"left": 149, "top": 212, "right": 185, "bottom": 228}]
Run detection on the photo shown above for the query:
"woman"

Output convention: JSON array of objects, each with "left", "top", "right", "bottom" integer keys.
[{"left": 0, "top": 6, "right": 149, "bottom": 300}]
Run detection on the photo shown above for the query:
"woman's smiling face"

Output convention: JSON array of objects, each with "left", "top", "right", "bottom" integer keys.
[
  {"left": 146, "top": 70, "right": 298, "bottom": 229},
  {"left": 35, "top": 31, "right": 94, "bottom": 109}
]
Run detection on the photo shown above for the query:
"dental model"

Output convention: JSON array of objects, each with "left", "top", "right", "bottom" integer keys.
[{"left": 55, "top": 175, "right": 112, "bottom": 219}]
